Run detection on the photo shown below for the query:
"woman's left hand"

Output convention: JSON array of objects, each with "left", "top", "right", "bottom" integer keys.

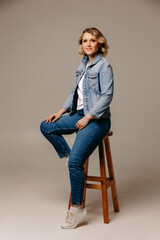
[{"left": 76, "top": 113, "right": 94, "bottom": 131}]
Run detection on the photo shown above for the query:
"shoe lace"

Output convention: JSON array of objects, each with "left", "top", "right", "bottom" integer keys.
[{"left": 65, "top": 211, "right": 74, "bottom": 223}]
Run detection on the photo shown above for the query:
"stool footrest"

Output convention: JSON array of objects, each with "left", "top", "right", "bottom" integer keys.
[
  {"left": 85, "top": 183, "right": 101, "bottom": 190},
  {"left": 85, "top": 176, "right": 101, "bottom": 182},
  {"left": 85, "top": 177, "right": 114, "bottom": 190}
]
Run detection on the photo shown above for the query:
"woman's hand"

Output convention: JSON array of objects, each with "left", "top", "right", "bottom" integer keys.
[
  {"left": 76, "top": 113, "right": 94, "bottom": 131},
  {"left": 44, "top": 108, "right": 66, "bottom": 124}
]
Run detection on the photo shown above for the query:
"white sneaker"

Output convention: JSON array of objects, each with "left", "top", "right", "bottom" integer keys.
[{"left": 61, "top": 208, "right": 87, "bottom": 229}]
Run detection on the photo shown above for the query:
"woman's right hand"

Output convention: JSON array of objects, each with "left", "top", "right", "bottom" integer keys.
[
  {"left": 44, "top": 108, "right": 66, "bottom": 124},
  {"left": 44, "top": 113, "right": 61, "bottom": 124}
]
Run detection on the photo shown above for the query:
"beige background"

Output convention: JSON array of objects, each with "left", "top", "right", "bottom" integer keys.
[{"left": 0, "top": 0, "right": 160, "bottom": 239}]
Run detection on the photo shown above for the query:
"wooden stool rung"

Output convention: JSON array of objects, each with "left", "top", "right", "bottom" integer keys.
[
  {"left": 85, "top": 176, "right": 101, "bottom": 182},
  {"left": 85, "top": 178, "right": 114, "bottom": 189},
  {"left": 85, "top": 183, "right": 101, "bottom": 190}
]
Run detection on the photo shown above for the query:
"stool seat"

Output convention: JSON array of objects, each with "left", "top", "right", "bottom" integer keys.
[{"left": 68, "top": 130, "right": 120, "bottom": 223}]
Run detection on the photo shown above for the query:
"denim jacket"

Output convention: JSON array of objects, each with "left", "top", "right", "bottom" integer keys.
[{"left": 61, "top": 52, "right": 114, "bottom": 119}]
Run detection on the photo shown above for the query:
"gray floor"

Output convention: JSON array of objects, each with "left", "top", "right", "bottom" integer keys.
[{"left": 0, "top": 137, "right": 160, "bottom": 240}]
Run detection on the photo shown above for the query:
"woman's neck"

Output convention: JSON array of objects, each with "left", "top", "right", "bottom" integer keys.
[{"left": 88, "top": 53, "right": 98, "bottom": 64}]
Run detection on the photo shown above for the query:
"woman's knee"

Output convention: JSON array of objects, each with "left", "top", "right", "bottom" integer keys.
[
  {"left": 40, "top": 121, "right": 47, "bottom": 134},
  {"left": 40, "top": 120, "right": 58, "bottom": 135},
  {"left": 68, "top": 155, "right": 84, "bottom": 171}
]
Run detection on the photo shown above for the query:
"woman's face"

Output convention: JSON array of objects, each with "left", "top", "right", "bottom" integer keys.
[{"left": 82, "top": 32, "right": 100, "bottom": 58}]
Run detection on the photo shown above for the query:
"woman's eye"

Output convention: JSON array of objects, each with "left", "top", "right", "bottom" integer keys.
[{"left": 83, "top": 39, "right": 96, "bottom": 43}]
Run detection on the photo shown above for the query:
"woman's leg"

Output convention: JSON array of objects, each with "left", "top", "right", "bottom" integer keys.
[
  {"left": 40, "top": 112, "right": 81, "bottom": 158},
  {"left": 68, "top": 117, "right": 111, "bottom": 206}
]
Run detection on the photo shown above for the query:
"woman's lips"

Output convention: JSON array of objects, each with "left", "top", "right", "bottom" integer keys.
[{"left": 86, "top": 48, "right": 92, "bottom": 50}]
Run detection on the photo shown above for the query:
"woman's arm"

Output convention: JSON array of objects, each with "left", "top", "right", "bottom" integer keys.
[
  {"left": 61, "top": 87, "right": 76, "bottom": 113},
  {"left": 88, "top": 63, "right": 114, "bottom": 119}
]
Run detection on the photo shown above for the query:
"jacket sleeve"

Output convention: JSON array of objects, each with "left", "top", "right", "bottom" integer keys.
[
  {"left": 88, "top": 63, "right": 114, "bottom": 119},
  {"left": 60, "top": 86, "right": 75, "bottom": 113}
]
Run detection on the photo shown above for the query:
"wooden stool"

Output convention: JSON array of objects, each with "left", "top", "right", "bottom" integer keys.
[{"left": 68, "top": 131, "right": 120, "bottom": 223}]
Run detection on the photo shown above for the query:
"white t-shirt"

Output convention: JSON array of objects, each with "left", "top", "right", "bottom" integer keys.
[{"left": 77, "top": 63, "right": 89, "bottom": 110}]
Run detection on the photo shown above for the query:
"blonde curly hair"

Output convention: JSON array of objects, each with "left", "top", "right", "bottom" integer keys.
[{"left": 78, "top": 27, "right": 109, "bottom": 58}]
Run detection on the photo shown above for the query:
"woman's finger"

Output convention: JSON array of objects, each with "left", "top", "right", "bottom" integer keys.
[
  {"left": 44, "top": 116, "right": 51, "bottom": 123},
  {"left": 77, "top": 125, "right": 82, "bottom": 130},
  {"left": 52, "top": 117, "right": 57, "bottom": 123},
  {"left": 76, "top": 120, "right": 80, "bottom": 128},
  {"left": 45, "top": 119, "right": 49, "bottom": 123},
  {"left": 79, "top": 126, "right": 83, "bottom": 131},
  {"left": 49, "top": 118, "right": 52, "bottom": 123},
  {"left": 52, "top": 116, "right": 60, "bottom": 123},
  {"left": 52, "top": 118, "right": 57, "bottom": 123}
]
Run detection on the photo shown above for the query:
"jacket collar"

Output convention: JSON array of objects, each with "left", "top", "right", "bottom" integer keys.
[{"left": 81, "top": 52, "right": 103, "bottom": 67}]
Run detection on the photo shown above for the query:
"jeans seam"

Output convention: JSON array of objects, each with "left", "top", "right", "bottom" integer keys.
[
  {"left": 53, "top": 134, "right": 68, "bottom": 152},
  {"left": 71, "top": 171, "right": 82, "bottom": 206},
  {"left": 76, "top": 171, "right": 81, "bottom": 205}
]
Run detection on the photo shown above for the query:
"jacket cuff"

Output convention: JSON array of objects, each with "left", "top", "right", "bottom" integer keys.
[
  {"left": 88, "top": 109, "right": 99, "bottom": 119},
  {"left": 60, "top": 104, "right": 71, "bottom": 113}
]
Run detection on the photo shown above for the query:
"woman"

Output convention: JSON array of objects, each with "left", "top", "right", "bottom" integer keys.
[{"left": 40, "top": 27, "right": 114, "bottom": 229}]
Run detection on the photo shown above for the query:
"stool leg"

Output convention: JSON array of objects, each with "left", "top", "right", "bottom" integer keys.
[
  {"left": 99, "top": 141, "right": 109, "bottom": 223},
  {"left": 68, "top": 194, "right": 71, "bottom": 210},
  {"left": 82, "top": 158, "right": 89, "bottom": 208},
  {"left": 104, "top": 137, "right": 120, "bottom": 212}
]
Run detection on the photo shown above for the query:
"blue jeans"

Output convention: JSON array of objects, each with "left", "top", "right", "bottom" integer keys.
[{"left": 40, "top": 109, "right": 111, "bottom": 206}]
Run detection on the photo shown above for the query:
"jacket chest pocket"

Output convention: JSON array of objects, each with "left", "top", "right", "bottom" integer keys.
[
  {"left": 75, "top": 70, "right": 83, "bottom": 83},
  {"left": 86, "top": 72, "right": 98, "bottom": 87}
]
